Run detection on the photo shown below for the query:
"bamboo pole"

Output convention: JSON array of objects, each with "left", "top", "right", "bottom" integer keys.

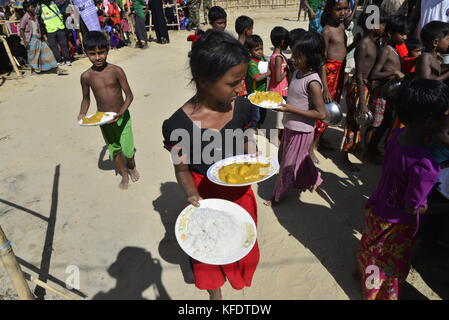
[
  {"left": 0, "top": 35, "right": 22, "bottom": 78},
  {"left": 30, "top": 277, "right": 75, "bottom": 300},
  {"left": 0, "top": 226, "right": 34, "bottom": 300}
]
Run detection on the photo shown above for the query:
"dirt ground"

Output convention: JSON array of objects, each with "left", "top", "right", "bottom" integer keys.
[{"left": 1, "top": 8, "right": 448, "bottom": 300}]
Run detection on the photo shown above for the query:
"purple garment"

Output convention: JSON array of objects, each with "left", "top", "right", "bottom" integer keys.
[
  {"left": 271, "top": 128, "right": 323, "bottom": 202},
  {"left": 283, "top": 71, "right": 322, "bottom": 133},
  {"left": 367, "top": 129, "right": 440, "bottom": 224}
]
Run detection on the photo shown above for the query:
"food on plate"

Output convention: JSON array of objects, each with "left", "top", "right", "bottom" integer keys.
[
  {"left": 82, "top": 112, "right": 105, "bottom": 124},
  {"left": 249, "top": 91, "right": 283, "bottom": 108},
  {"left": 218, "top": 162, "right": 270, "bottom": 184},
  {"left": 181, "top": 208, "right": 243, "bottom": 259}
]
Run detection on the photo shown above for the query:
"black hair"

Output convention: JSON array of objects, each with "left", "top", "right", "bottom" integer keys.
[
  {"left": 420, "top": 21, "right": 449, "bottom": 47},
  {"left": 22, "top": 0, "right": 32, "bottom": 11},
  {"left": 189, "top": 29, "right": 249, "bottom": 91},
  {"left": 270, "top": 26, "right": 290, "bottom": 48},
  {"left": 208, "top": 6, "right": 227, "bottom": 23},
  {"left": 357, "top": 7, "right": 387, "bottom": 32},
  {"left": 244, "top": 34, "right": 263, "bottom": 51},
  {"left": 386, "top": 15, "right": 409, "bottom": 36},
  {"left": 405, "top": 36, "right": 422, "bottom": 52},
  {"left": 83, "top": 31, "right": 109, "bottom": 51},
  {"left": 289, "top": 28, "right": 306, "bottom": 49},
  {"left": 292, "top": 31, "right": 325, "bottom": 72},
  {"left": 235, "top": 15, "right": 254, "bottom": 35},
  {"left": 397, "top": 79, "right": 449, "bottom": 125},
  {"left": 321, "top": 0, "right": 349, "bottom": 27}
]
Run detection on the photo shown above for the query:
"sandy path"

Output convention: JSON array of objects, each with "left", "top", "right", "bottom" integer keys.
[{"left": 0, "top": 8, "right": 443, "bottom": 300}]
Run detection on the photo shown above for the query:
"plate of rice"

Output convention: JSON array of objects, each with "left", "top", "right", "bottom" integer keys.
[
  {"left": 207, "top": 154, "right": 279, "bottom": 187},
  {"left": 78, "top": 112, "right": 117, "bottom": 126},
  {"left": 248, "top": 91, "right": 285, "bottom": 109},
  {"left": 437, "top": 167, "right": 449, "bottom": 200},
  {"left": 175, "top": 198, "right": 257, "bottom": 265}
]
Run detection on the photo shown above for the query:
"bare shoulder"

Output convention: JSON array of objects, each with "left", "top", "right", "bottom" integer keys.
[
  {"left": 80, "top": 68, "right": 92, "bottom": 83},
  {"left": 108, "top": 63, "right": 125, "bottom": 74}
]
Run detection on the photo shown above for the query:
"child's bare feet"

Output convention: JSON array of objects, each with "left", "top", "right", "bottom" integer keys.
[
  {"left": 129, "top": 168, "right": 140, "bottom": 182},
  {"left": 119, "top": 174, "right": 129, "bottom": 190}
]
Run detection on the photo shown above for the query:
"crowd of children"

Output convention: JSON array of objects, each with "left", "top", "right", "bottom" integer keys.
[{"left": 168, "top": 1, "right": 449, "bottom": 301}]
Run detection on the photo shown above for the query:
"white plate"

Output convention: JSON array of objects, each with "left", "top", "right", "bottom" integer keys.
[
  {"left": 437, "top": 167, "right": 449, "bottom": 200},
  {"left": 78, "top": 112, "right": 117, "bottom": 126},
  {"left": 258, "top": 61, "right": 269, "bottom": 74},
  {"left": 175, "top": 198, "right": 257, "bottom": 265},
  {"left": 206, "top": 154, "right": 279, "bottom": 187},
  {"left": 247, "top": 92, "right": 286, "bottom": 110}
]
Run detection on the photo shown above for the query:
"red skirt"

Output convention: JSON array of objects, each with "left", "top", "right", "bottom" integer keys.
[
  {"left": 315, "top": 59, "right": 346, "bottom": 137},
  {"left": 189, "top": 171, "right": 260, "bottom": 290}
]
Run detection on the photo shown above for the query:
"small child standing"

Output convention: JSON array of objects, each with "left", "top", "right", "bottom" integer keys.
[
  {"left": 366, "top": 15, "right": 408, "bottom": 163},
  {"left": 235, "top": 15, "right": 254, "bottom": 45},
  {"left": 78, "top": 31, "right": 139, "bottom": 189},
  {"left": 208, "top": 6, "right": 227, "bottom": 31},
  {"left": 416, "top": 21, "right": 449, "bottom": 81},
  {"left": 312, "top": 0, "right": 357, "bottom": 163},
  {"left": 245, "top": 35, "right": 271, "bottom": 128},
  {"left": 265, "top": 32, "right": 326, "bottom": 206},
  {"left": 358, "top": 79, "right": 449, "bottom": 300},
  {"left": 340, "top": 9, "right": 386, "bottom": 171},
  {"left": 268, "top": 26, "right": 290, "bottom": 143},
  {"left": 401, "top": 37, "right": 423, "bottom": 74},
  {"left": 235, "top": 15, "right": 254, "bottom": 97}
]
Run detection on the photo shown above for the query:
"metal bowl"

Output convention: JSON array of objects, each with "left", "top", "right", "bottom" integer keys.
[
  {"left": 323, "top": 101, "right": 343, "bottom": 126},
  {"left": 356, "top": 110, "right": 374, "bottom": 127},
  {"left": 382, "top": 79, "right": 402, "bottom": 98}
]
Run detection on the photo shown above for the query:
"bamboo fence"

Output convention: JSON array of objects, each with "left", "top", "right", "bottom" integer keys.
[{"left": 211, "top": 0, "right": 300, "bottom": 10}]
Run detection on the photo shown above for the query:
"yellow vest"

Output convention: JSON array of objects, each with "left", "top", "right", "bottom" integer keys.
[{"left": 41, "top": 3, "right": 64, "bottom": 33}]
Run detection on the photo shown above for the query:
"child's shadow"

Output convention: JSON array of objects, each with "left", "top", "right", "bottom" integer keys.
[
  {"left": 258, "top": 173, "right": 362, "bottom": 299},
  {"left": 152, "top": 182, "right": 195, "bottom": 284},
  {"left": 92, "top": 247, "right": 171, "bottom": 300},
  {"left": 98, "top": 145, "right": 117, "bottom": 174}
]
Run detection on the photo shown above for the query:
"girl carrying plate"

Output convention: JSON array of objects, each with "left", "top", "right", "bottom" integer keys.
[{"left": 162, "top": 30, "right": 259, "bottom": 300}]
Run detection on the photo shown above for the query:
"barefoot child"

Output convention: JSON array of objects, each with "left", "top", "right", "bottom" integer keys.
[
  {"left": 78, "top": 31, "right": 139, "bottom": 190},
  {"left": 340, "top": 9, "right": 386, "bottom": 171},
  {"left": 311, "top": 0, "right": 357, "bottom": 164},
  {"left": 415, "top": 21, "right": 449, "bottom": 81},
  {"left": 366, "top": 15, "right": 408, "bottom": 163},
  {"left": 162, "top": 30, "right": 259, "bottom": 300},
  {"left": 268, "top": 26, "right": 290, "bottom": 144},
  {"left": 266, "top": 32, "right": 326, "bottom": 206},
  {"left": 245, "top": 35, "right": 271, "bottom": 128},
  {"left": 358, "top": 79, "right": 449, "bottom": 300},
  {"left": 235, "top": 15, "right": 254, "bottom": 96}
]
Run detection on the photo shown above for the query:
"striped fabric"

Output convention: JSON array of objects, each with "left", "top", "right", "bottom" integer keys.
[{"left": 27, "top": 35, "right": 58, "bottom": 72}]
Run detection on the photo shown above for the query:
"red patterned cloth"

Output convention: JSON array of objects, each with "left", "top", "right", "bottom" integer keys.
[
  {"left": 357, "top": 208, "right": 417, "bottom": 300},
  {"left": 315, "top": 59, "right": 346, "bottom": 137},
  {"left": 189, "top": 171, "right": 260, "bottom": 290}
]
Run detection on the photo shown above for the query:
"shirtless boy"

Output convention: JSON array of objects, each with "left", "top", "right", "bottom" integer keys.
[
  {"left": 366, "top": 15, "right": 407, "bottom": 163},
  {"left": 310, "top": 0, "right": 358, "bottom": 163},
  {"left": 340, "top": 9, "right": 386, "bottom": 170},
  {"left": 416, "top": 21, "right": 449, "bottom": 81},
  {"left": 78, "top": 31, "right": 139, "bottom": 189}
]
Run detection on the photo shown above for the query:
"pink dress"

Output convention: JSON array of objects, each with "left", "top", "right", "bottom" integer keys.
[{"left": 268, "top": 53, "right": 289, "bottom": 97}]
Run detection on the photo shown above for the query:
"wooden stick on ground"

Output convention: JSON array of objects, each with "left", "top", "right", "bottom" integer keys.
[
  {"left": 0, "top": 226, "right": 34, "bottom": 300},
  {"left": 30, "top": 276, "right": 75, "bottom": 300}
]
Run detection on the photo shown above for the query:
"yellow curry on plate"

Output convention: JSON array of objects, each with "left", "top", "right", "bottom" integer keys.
[
  {"left": 218, "top": 162, "right": 270, "bottom": 184},
  {"left": 249, "top": 91, "right": 283, "bottom": 105},
  {"left": 82, "top": 112, "right": 105, "bottom": 124}
]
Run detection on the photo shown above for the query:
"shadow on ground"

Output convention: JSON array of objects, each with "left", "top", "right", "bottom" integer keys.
[
  {"left": 93, "top": 247, "right": 171, "bottom": 300},
  {"left": 152, "top": 182, "right": 195, "bottom": 285}
]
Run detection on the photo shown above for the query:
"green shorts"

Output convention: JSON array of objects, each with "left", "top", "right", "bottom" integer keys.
[{"left": 100, "top": 110, "right": 135, "bottom": 160}]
